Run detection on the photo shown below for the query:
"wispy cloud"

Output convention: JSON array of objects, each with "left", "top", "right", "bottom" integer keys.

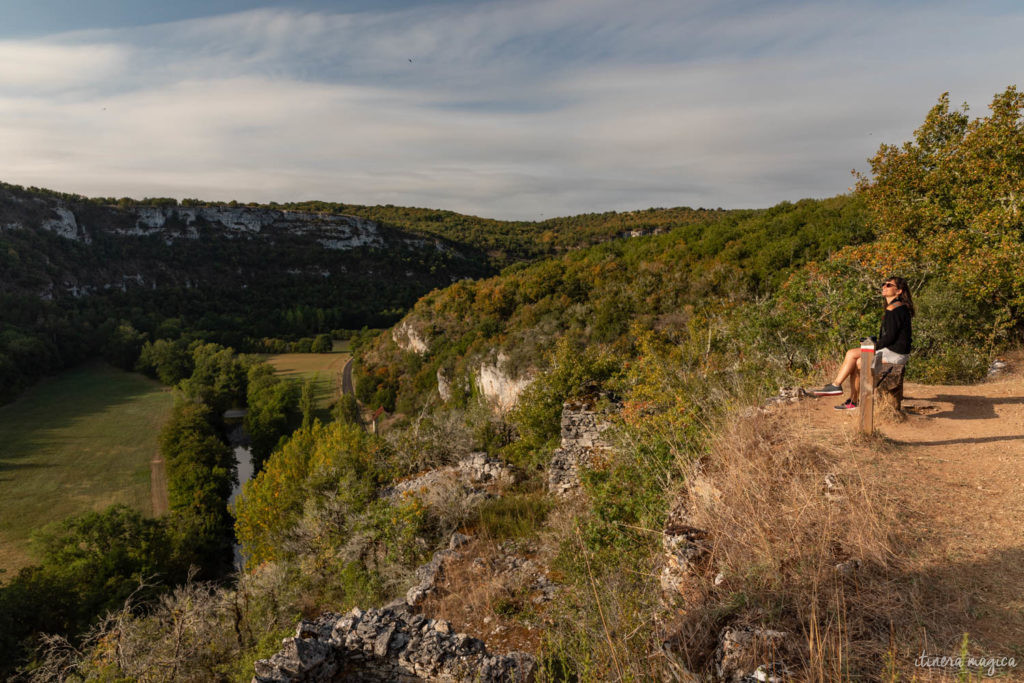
[{"left": 0, "top": 0, "right": 1022, "bottom": 218}]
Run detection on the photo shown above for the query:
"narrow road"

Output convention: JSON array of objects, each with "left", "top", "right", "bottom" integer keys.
[{"left": 341, "top": 358, "right": 354, "bottom": 395}]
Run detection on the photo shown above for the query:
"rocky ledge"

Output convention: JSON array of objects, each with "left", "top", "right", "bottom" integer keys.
[{"left": 252, "top": 601, "right": 535, "bottom": 682}]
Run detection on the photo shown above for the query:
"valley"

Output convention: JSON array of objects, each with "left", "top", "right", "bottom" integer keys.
[
  {"left": 0, "top": 362, "right": 172, "bottom": 575},
  {"left": 1, "top": 86, "right": 1023, "bottom": 680}
]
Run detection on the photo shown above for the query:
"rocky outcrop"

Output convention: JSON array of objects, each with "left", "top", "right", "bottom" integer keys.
[
  {"left": 659, "top": 513, "right": 710, "bottom": 598},
  {"left": 40, "top": 206, "right": 88, "bottom": 242},
  {"left": 435, "top": 367, "right": 471, "bottom": 403},
  {"left": 383, "top": 453, "right": 517, "bottom": 505},
  {"left": 715, "top": 626, "right": 792, "bottom": 682},
  {"left": 11, "top": 194, "right": 388, "bottom": 248},
  {"left": 436, "top": 367, "right": 453, "bottom": 401},
  {"left": 988, "top": 358, "right": 1009, "bottom": 378},
  {"left": 405, "top": 534, "right": 466, "bottom": 607},
  {"left": 547, "top": 394, "right": 617, "bottom": 495},
  {"left": 475, "top": 354, "right": 532, "bottom": 413},
  {"left": 393, "top": 319, "right": 430, "bottom": 355},
  {"left": 252, "top": 603, "right": 536, "bottom": 682},
  {"left": 1, "top": 185, "right": 484, "bottom": 304}
]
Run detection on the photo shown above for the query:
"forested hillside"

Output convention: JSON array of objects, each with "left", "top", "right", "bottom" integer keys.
[
  {"left": 354, "top": 194, "right": 873, "bottom": 418},
  {"left": 0, "top": 184, "right": 491, "bottom": 402},
  {"left": 0, "top": 183, "right": 738, "bottom": 404},
  {"left": 275, "top": 201, "right": 733, "bottom": 266}
]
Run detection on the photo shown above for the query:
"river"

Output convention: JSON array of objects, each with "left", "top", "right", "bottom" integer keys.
[{"left": 230, "top": 444, "right": 255, "bottom": 568}]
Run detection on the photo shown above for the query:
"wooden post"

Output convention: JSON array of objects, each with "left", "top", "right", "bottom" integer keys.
[{"left": 859, "top": 340, "right": 875, "bottom": 434}]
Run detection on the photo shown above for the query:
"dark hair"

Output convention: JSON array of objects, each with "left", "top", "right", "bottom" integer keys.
[{"left": 887, "top": 276, "right": 914, "bottom": 317}]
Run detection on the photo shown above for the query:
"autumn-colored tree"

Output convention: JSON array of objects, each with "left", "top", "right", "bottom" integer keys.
[
  {"left": 234, "top": 422, "right": 385, "bottom": 567},
  {"left": 858, "top": 86, "right": 1024, "bottom": 320}
]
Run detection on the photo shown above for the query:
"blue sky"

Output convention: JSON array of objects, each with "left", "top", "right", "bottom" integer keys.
[{"left": 1, "top": 1, "right": 1021, "bottom": 219}]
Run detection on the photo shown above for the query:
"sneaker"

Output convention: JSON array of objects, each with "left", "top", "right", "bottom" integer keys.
[
  {"left": 812, "top": 383, "right": 843, "bottom": 396},
  {"left": 834, "top": 398, "right": 857, "bottom": 411}
]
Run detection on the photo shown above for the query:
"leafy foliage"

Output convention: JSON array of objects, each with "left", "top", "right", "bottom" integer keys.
[
  {"left": 234, "top": 422, "right": 387, "bottom": 567},
  {"left": 357, "top": 194, "right": 871, "bottom": 417},
  {"left": 0, "top": 507, "right": 183, "bottom": 677},
  {"left": 856, "top": 86, "right": 1024, "bottom": 366}
]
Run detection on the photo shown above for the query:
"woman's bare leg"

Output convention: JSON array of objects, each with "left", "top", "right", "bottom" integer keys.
[{"left": 833, "top": 348, "right": 861, "bottom": 388}]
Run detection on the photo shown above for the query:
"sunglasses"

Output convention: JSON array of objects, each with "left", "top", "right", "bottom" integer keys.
[{"left": 881, "top": 282, "right": 897, "bottom": 288}]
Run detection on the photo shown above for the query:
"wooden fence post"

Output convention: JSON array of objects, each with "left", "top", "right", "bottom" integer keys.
[{"left": 859, "top": 340, "right": 875, "bottom": 434}]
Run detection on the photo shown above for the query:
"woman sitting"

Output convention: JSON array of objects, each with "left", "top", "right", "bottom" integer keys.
[{"left": 813, "top": 277, "right": 914, "bottom": 410}]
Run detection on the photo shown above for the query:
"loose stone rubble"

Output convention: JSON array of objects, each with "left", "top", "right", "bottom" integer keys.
[
  {"left": 762, "top": 386, "right": 810, "bottom": 409},
  {"left": 988, "top": 358, "right": 1009, "bottom": 378},
  {"left": 252, "top": 602, "right": 536, "bottom": 682},
  {"left": 383, "top": 453, "right": 517, "bottom": 505},
  {"left": 822, "top": 472, "right": 846, "bottom": 502},
  {"left": 715, "top": 626, "right": 792, "bottom": 683},
  {"left": 834, "top": 558, "right": 861, "bottom": 577},
  {"left": 470, "top": 541, "right": 561, "bottom": 605},
  {"left": 406, "top": 548, "right": 458, "bottom": 608},
  {"left": 547, "top": 393, "right": 618, "bottom": 495},
  {"left": 658, "top": 502, "right": 710, "bottom": 597}
]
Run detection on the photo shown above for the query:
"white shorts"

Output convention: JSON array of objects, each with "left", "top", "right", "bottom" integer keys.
[{"left": 872, "top": 348, "right": 909, "bottom": 374}]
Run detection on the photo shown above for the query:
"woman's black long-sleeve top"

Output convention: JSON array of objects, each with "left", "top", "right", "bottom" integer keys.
[{"left": 877, "top": 305, "right": 912, "bottom": 354}]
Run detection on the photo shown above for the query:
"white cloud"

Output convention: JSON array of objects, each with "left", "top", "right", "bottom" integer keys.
[
  {"left": 0, "top": 41, "right": 126, "bottom": 91},
  {"left": 1, "top": 1, "right": 1023, "bottom": 218}
]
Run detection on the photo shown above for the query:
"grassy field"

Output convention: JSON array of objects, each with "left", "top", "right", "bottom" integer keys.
[
  {"left": 262, "top": 348, "right": 351, "bottom": 409},
  {"left": 0, "top": 362, "right": 174, "bottom": 576}
]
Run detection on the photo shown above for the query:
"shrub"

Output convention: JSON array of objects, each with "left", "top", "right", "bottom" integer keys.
[
  {"left": 476, "top": 493, "right": 551, "bottom": 541},
  {"left": 508, "top": 338, "right": 620, "bottom": 469}
]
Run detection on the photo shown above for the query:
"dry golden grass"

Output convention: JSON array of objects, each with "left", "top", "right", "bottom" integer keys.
[
  {"left": 420, "top": 537, "right": 545, "bottom": 656},
  {"left": 662, "top": 408, "right": 907, "bottom": 680},
  {"left": 661, "top": 374, "right": 1024, "bottom": 682}
]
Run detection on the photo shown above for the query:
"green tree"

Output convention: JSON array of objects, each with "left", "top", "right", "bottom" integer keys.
[
  {"left": 0, "top": 506, "right": 180, "bottom": 677},
  {"left": 102, "top": 321, "right": 146, "bottom": 370},
  {"left": 179, "top": 343, "right": 253, "bottom": 416},
  {"left": 245, "top": 364, "right": 298, "bottom": 471},
  {"left": 332, "top": 393, "right": 363, "bottom": 426},
  {"left": 858, "top": 86, "right": 1024, "bottom": 334},
  {"left": 311, "top": 334, "right": 333, "bottom": 353},
  {"left": 136, "top": 338, "right": 193, "bottom": 385},
  {"left": 299, "top": 378, "right": 316, "bottom": 429}
]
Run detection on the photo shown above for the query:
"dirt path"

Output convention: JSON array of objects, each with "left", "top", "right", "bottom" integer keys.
[
  {"left": 802, "top": 354, "right": 1024, "bottom": 663},
  {"left": 151, "top": 453, "right": 169, "bottom": 516}
]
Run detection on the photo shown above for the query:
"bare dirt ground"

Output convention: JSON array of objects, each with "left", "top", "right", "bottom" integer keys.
[{"left": 801, "top": 352, "right": 1024, "bottom": 672}]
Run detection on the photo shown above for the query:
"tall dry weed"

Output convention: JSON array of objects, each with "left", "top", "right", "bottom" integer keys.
[{"left": 663, "top": 408, "right": 907, "bottom": 680}]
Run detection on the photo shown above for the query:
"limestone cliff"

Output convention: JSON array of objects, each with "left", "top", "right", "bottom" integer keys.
[{"left": 475, "top": 354, "right": 532, "bottom": 413}]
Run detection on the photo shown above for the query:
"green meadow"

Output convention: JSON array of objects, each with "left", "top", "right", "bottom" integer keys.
[
  {"left": 0, "top": 362, "right": 174, "bottom": 576},
  {"left": 262, "top": 347, "right": 351, "bottom": 409}
]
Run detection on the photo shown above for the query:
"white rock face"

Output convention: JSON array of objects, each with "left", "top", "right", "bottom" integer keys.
[
  {"left": 116, "top": 206, "right": 387, "bottom": 247},
  {"left": 437, "top": 367, "right": 453, "bottom": 402},
  {"left": 392, "top": 319, "right": 429, "bottom": 354},
  {"left": 476, "top": 354, "right": 532, "bottom": 413},
  {"left": 40, "top": 207, "right": 82, "bottom": 240},
  {"left": 134, "top": 207, "right": 169, "bottom": 229}
]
